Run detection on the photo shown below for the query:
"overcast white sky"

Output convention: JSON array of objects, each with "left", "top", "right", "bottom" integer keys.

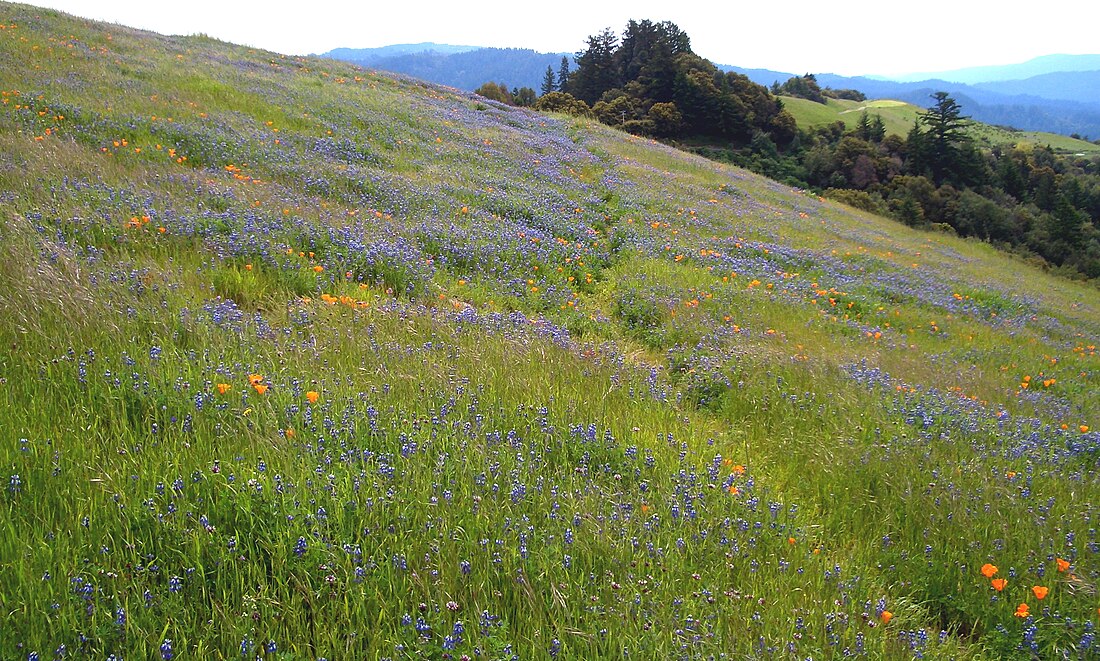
[{"left": 18, "top": 1, "right": 1099, "bottom": 77}]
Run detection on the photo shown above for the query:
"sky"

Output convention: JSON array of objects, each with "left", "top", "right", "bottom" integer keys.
[{"left": 18, "top": 0, "right": 1100, "bottom": 77}]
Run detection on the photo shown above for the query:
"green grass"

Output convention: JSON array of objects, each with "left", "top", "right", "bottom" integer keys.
[
  {"left": 781, "top": 95, "right": 923, "bottom": 135},
  {"left": 781, "top": 95, "right": 1100, "bottom": 154},
  {"left": 1, "top": 3, "right": 1099, "bottom": 659}
]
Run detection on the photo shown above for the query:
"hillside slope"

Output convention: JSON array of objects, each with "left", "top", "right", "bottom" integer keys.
[
  {"left": 1, "top": 3, "right": 1098, "bottom": 659},
  {"left": 779, "top": 95, "right": 1100, "bottom": 153}
]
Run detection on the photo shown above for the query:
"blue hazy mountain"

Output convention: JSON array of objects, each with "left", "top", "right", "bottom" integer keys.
[
  {"left": 886, "top": 54, "right": 1100, "bottom": 84},
  {"left": 973, "top": 70, "right": 1100, "bottom": 106},
  {"left": 319, "top": 43, "right": 480, "bottom": 62},
  {"left": 322, "top": 44, "right": 570, "bottom": 91}
]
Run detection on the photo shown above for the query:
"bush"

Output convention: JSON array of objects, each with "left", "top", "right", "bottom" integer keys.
[
  {"left": 823, "top": 188, "right": 884, "bottom": 214},
  {"left": 533, "top": 92, "right": 590, "bottom": 116}
]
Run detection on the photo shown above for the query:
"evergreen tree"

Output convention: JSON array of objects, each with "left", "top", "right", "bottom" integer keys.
[
  {"left": 905, "top": 119, "right": 930, "bottom": 178},
  {"left": 570, "top": 28, "right": 620, "bottom": 105},
  {"left": 541, "top": 65, "right": 556, "bottom": 95},
  {"left": 616, "top": 19, "right": 690, "bottom": 88},
  {"left": 557, "top": 56, "right": 571, "bottom": 94},
  {"left": 855, "top": 111, "right": 872, "bottom": 141},
  {"left": 633, "top": 43, "right": 674, "bottom": 102},
  {"left": 1031, "top": 166, "right": 1058, "bottom": 211},
  {"left": 1050, "top": 193, "right": 1085, "bottom": 249},
  {"left": 869, "top": 115, "right": 886, "bottom": 142},
  {"left": 997, "top": 152, "right": 1028, "bottom": 201},
  {"left": 919, "top": 92, "right": 971, "bottom": 185}
]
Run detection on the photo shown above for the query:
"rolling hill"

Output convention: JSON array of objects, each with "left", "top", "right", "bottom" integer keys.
[
  {"left": 813, "top": 73, "right": 1100, "bottom": 139},
  {"left": 2, "top": 2, "right": 1099, "bottom": 659},
  {"left": 778, "top": 95, "right": 1100, "bottom": 154}
]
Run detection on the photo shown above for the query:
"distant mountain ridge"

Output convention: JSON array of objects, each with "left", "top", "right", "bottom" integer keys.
[
  {"left": 320, "top": 43, "right": 570, "bottom": 91},
  {"left": 974, "top": 70, "right": 1100, "bottom": 106},
  {"left": 319, "top": 43, "right": 480, "bottom": 63},
  {"left": 321, "top": 45, "right": 1100, "bottom": 137},
  {"left": 887, "top": 54, "right": 1100, "bottom": 84}
]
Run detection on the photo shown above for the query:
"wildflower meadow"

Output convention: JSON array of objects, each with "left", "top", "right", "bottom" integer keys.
[{"left": 0, "top": 3, "right": 1098, "bottom": 659}]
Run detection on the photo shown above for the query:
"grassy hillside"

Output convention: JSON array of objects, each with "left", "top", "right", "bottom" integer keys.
[
  {"left": 780, "top": 96, "right": 921, "bottom": 137},
  {"left": 782, "top": 95, "right": 1100, "bottom": 154},
  {"left": 1, "top": 3, "right": 1099, "bottom": 659}
]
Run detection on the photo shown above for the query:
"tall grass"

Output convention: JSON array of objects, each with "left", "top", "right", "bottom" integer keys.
[{"left": 0, "top": 3, "right": 1097, "bottom": 659}]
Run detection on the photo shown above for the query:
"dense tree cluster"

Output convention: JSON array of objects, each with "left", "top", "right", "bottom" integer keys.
[
  {"left": 772, "top": 74, "right": 826, "bottom": 104},
  {"left": 769, "top": 75, "right": 866, "bottom": 103},
  {"left": 539, "top": 20, "right": 797, "bottom": 146},
  {"left": 823, "top": 87, "right": 867, "bottom": 102}
]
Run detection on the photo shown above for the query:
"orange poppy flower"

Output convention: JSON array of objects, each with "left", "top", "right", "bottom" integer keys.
[
  {"left": 1031, "top": 585, "right": 1048, "bottom": 600},
  {"left": 216, "top": 383, "right": 231, "bottom": 395},
  {"left": 248, "top": 373, "right": 264, "bottom": 385},
  {"left": 306, "top": 391, "right": 319, "bottom": 404},
  {"left": 980, "top": 563, "right": 998, "bottom": 578},
  {"left": 1056, "top": 558, "right": 1070, "bottom": 572},
  {"left": 880, "top": 610, "right": 893, "bottom": 624},
  {"left": 1015, "top": 603, "right": 1030, "bottom": 618},
  {"left": 991, "top": 578, "right": 1007, "bottom": 592},
  {"left": 252, "top": 383, "right": 268, "bottom": 395}
]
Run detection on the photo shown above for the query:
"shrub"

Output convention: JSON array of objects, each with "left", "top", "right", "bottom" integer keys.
[{"left": 533, "top": 92, "right": 590, "bottom": 116}]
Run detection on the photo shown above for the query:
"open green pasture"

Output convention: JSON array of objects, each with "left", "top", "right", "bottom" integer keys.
[{"left": 781, "top": 95, "right": 1100, "bottom": 154}]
